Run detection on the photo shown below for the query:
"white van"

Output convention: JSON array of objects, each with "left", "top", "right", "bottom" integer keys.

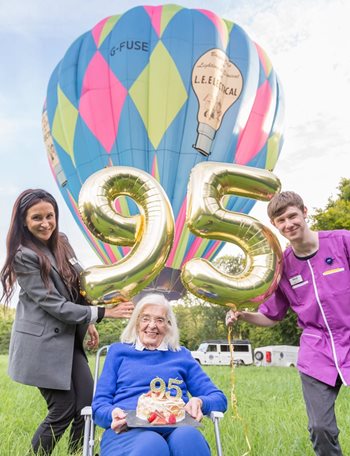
[
  {"left": 254, "top": 345, "right": 299, "bottom": 367},
  {"left": 191, "top": 339, "right": 253, "bottom": 366}
]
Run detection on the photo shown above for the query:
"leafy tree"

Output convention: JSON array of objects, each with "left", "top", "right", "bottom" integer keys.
[
  {"left": 91, "top": 317, "right": 128, "bottom": 350},
  {"left": 174, "top": 303, "right": 228, "bottom": 350},
  {"left": 0, "top": 305, "right": 14, "bottom": 354},
  {"left": 311, "top": 178, "right": 350, "bottom": 230},
  {"left": 237, "top": 310, "right": 301, "bottom": 347}
]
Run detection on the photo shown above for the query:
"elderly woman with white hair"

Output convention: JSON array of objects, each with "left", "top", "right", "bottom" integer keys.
[{"left": 92, "top": 293, "right": 227, "bottom": 456}]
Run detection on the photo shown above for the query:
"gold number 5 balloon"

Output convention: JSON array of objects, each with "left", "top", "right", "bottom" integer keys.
[
  {"left": 181, "top": 162, "right": 283, "bottom": 309},
  {"left": 78, "top": 166, "right": 174, "bottom": 304}
]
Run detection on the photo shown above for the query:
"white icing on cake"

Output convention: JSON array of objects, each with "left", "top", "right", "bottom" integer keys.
[{"left": 136, "top": 391, "right": 186, "bottom": 424}]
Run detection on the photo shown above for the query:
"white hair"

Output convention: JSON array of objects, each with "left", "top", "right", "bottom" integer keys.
[{"left": 120, "top": 293, "right": 180, "bottom": 351}]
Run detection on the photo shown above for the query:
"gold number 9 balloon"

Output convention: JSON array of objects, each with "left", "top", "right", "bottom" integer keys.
[
  {"left": 181, "top": 162, "right": 283, "bottom": 309},
  {"left": 78, "top": 166, "right": 174, "bottom": 304}
]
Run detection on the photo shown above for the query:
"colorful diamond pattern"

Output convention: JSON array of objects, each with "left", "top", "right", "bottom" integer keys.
[
  {"left": 144, "top": 4, "right": 183, "bottom": 37},
  {"left": 129, "top": 40, "right": 188, "bottom": 149},
  {"left": 96, "top": 15, "right": 121, "bottom": 48},
  {"left": 45, "top": 4, "right": 284, "bottom": 274}
]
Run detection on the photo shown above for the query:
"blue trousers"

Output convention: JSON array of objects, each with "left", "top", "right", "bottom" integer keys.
[{"left": 100, "top": 426, "right": 211, "bottom": 456}]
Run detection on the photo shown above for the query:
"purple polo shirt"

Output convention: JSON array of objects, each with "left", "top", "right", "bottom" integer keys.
[{"left": 259, "top": 230, "right": 350, "bottom": 386}]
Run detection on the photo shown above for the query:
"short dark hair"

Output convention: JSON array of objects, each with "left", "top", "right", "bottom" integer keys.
[{"left": 267, "top": 191, "right": 305, "bottom": 220}]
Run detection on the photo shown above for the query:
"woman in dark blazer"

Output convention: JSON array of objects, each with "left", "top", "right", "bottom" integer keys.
[{"left": 1, "top": 189, "right": 134, "bottom": 455}]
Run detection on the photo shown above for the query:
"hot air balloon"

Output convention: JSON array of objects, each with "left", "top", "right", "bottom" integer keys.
[{"left": 42, "top": 4, "right": 284, "bottom": 299}]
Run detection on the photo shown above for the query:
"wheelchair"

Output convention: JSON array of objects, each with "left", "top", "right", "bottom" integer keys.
[{"left": 82, "top": 345, "right": 225, "bottom": 456}]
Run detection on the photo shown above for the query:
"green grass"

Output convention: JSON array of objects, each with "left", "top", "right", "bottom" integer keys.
[{"left": 1, "top": 355, "right": 350, "bottom": 455}]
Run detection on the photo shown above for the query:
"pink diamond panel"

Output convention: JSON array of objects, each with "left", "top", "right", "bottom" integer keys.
[
  {"left": 144, "top": 5, "right": 163, "bottom": 37},
  {"left": 79, "top": 51, "right": 127, "bottom": 153}
]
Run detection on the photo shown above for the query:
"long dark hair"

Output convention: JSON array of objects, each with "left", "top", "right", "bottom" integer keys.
[{"left": 1, "top": 189, "right": 80, "bottom": 305}]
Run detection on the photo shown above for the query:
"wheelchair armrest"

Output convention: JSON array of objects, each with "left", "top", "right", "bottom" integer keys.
[
  {"left": 81, "top": 406, "right": 92, "bottom": 417},
  {"left": 210, "top": 411, "right": 224, "bottom": 422}
]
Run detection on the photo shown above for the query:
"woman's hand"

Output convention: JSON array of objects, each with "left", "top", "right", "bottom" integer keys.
[
  {"left": 86, "top": 324, "right": 99, "bottom": 350},
  {"left": 185, "top": 397, "right": 203, "bottom": 421},
  {"left": 104, "top": 300, "right": 134, "bottom": 319},
  {"left": 111, "top": 407, "right": 128, "bottom": 434}
]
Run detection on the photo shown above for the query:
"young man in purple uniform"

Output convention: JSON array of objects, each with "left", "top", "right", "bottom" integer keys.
[{"left": 226, "top": 191, "right": 350, "bottom": 456}]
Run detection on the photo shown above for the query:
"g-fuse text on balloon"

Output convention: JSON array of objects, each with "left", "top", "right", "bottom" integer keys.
[{"left": 110, "top": 41, "right": 149, "bottom": 55}]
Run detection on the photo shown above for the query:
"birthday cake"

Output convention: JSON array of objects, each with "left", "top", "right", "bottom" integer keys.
[{"left": 136, "top": 388, "right": 186, "bottom": 424}]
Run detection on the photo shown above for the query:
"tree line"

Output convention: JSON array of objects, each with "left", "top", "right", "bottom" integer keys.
[{"left": 0, "top": 301, "right": 300, "bottom": 354}]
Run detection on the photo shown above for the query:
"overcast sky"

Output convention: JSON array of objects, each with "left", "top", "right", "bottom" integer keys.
[{"left": 1, "top": 0, "right": 349, "bottom": 289}]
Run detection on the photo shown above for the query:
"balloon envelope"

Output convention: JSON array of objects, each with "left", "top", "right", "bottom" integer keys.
[{"left": 43, "top": 4, "right": 284, "bottom": 295}]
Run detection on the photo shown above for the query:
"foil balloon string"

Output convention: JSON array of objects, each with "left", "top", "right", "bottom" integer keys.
[{"left": 228, "top": 323, "right": 252, "bottom": 456}]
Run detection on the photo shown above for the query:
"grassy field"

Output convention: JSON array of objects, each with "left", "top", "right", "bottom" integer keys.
[{"left": 1, "top": 354, "right": 350, "bottom": 455}]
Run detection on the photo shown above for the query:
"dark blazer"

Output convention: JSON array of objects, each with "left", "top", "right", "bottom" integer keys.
[{"left": 8, "top": 243, "right": 92, "bottom": 390}]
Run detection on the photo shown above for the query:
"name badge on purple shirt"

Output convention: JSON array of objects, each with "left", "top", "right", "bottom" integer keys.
[{"left": 289, "top": 274, "right": 303, "bottom": 286}]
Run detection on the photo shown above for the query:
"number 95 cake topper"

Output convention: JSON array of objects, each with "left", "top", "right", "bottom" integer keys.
[{"left": 150, "top": 376, "right": 183, "bottom": 400}]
